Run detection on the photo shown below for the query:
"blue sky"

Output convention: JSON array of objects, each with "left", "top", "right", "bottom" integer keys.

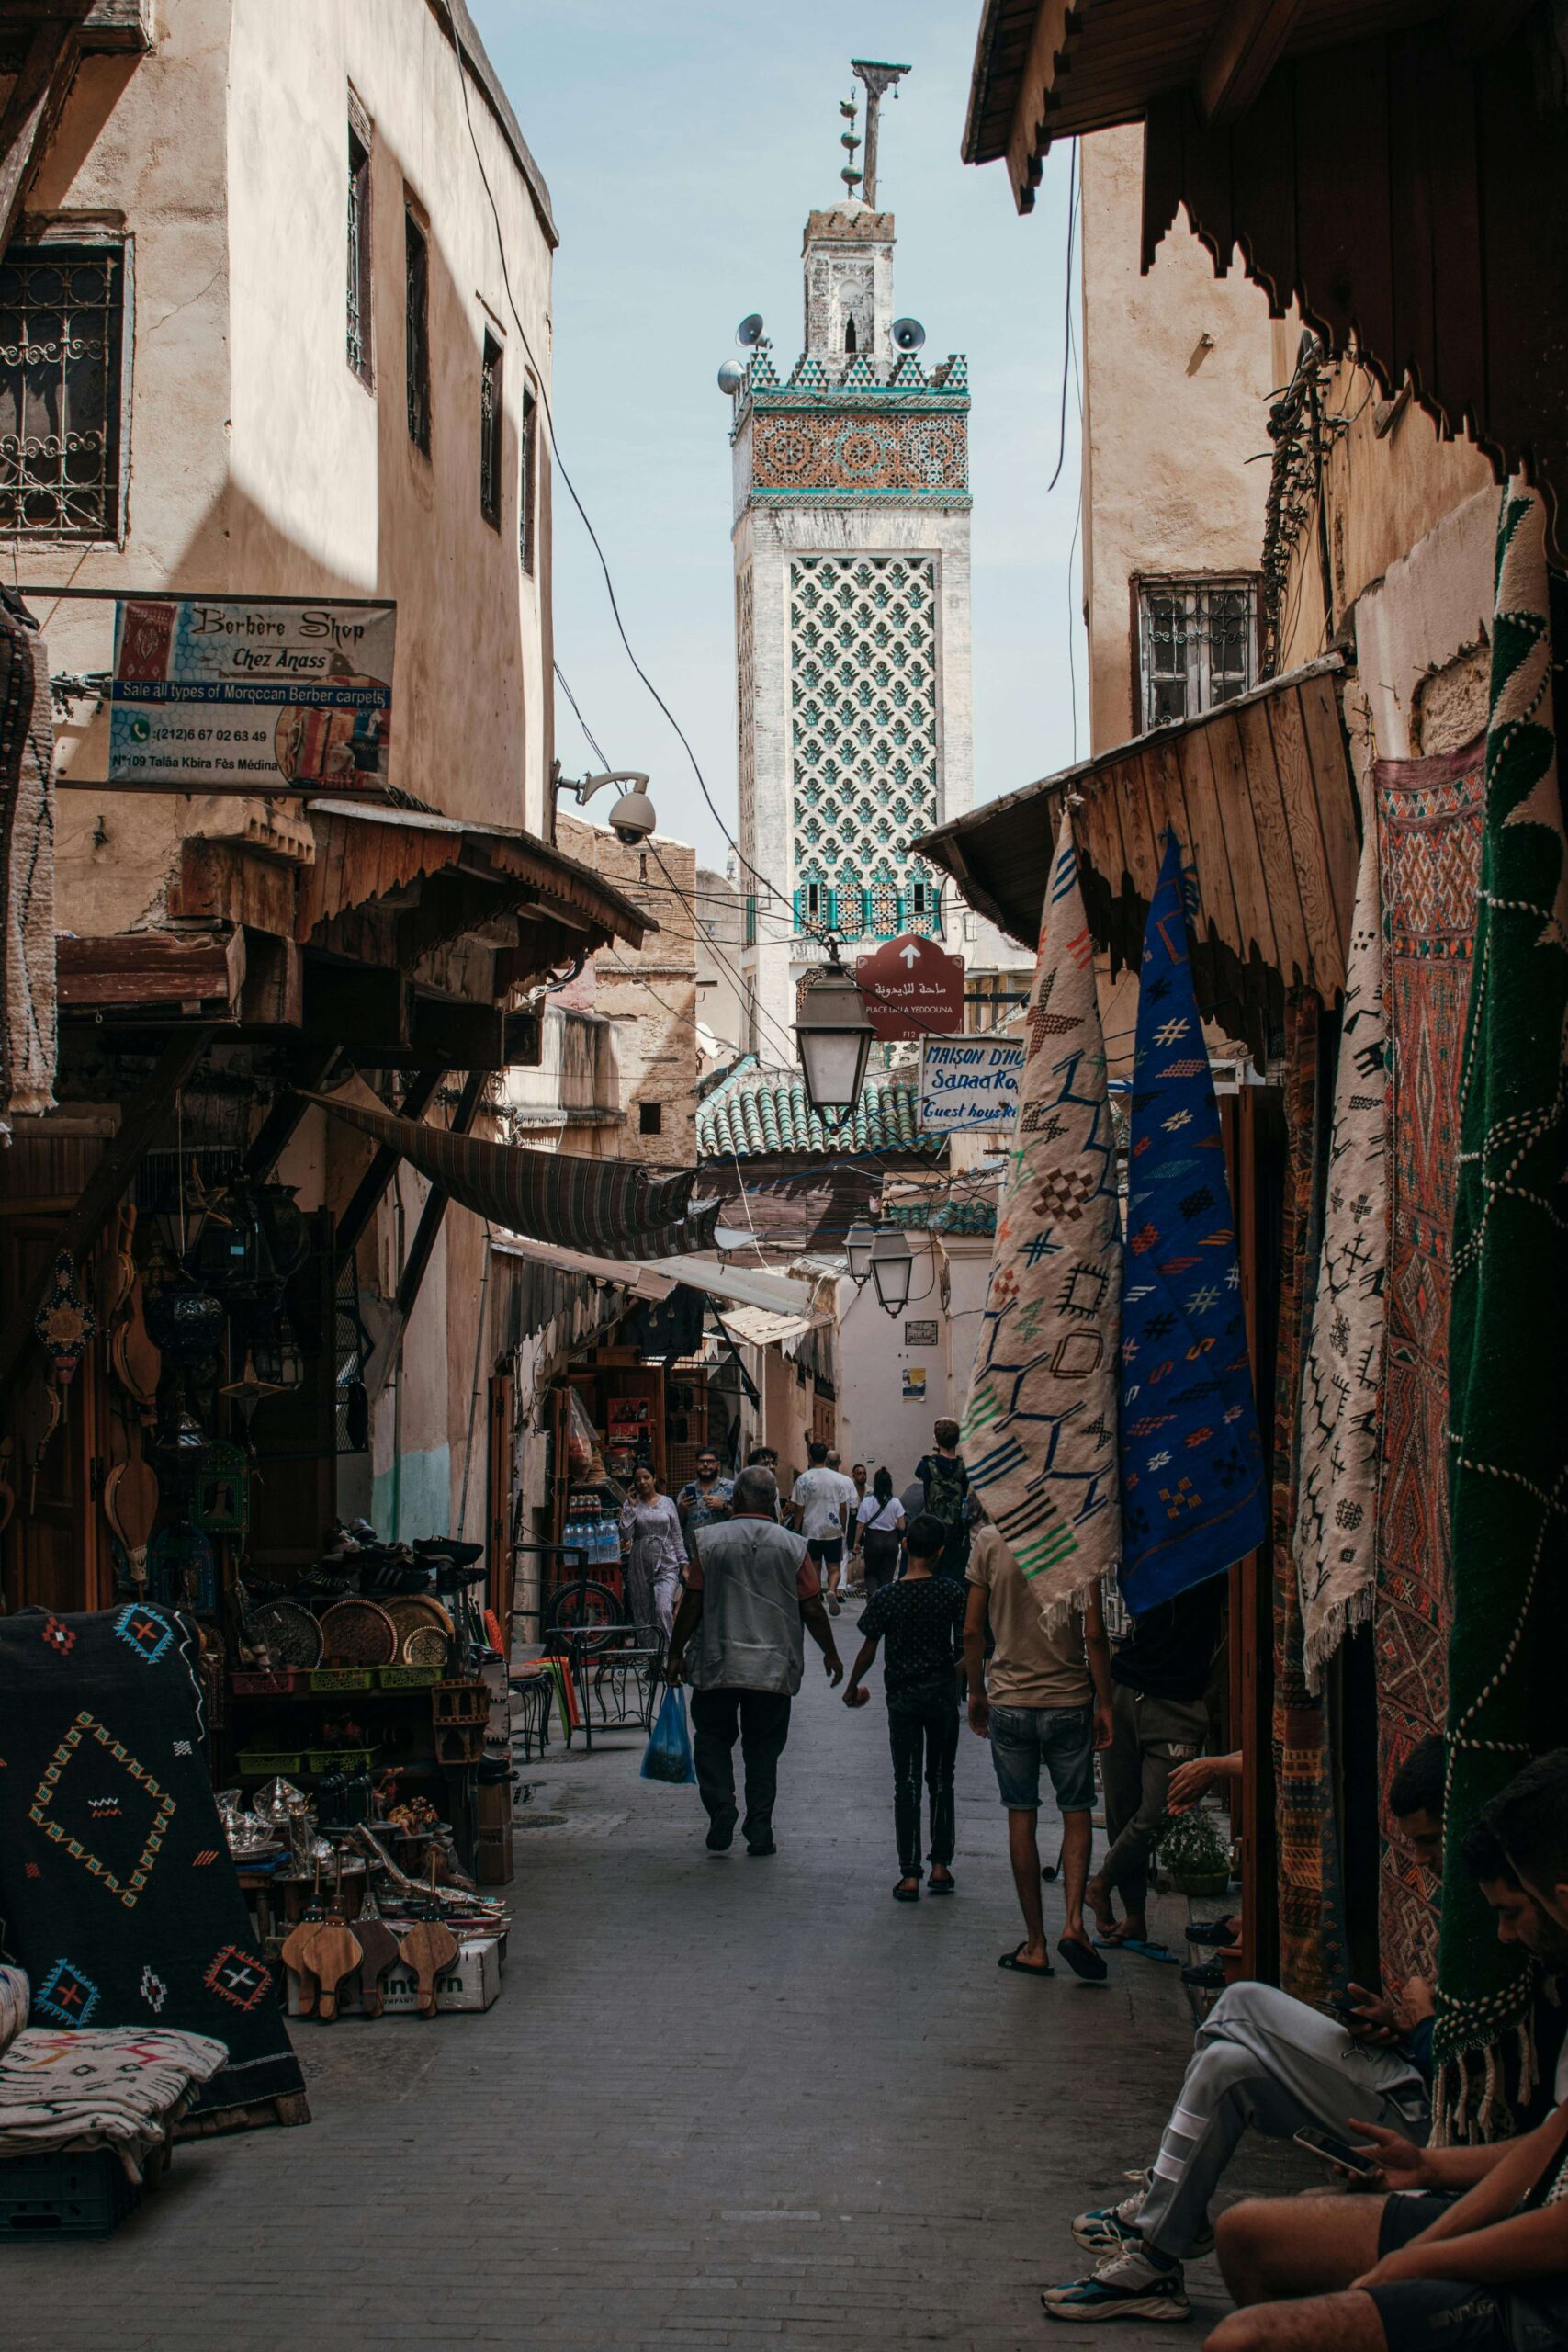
[{"left": 468, "top": 0, "right": 1083, "bottom": 868}]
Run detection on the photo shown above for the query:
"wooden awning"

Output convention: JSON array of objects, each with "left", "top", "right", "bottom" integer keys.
[
  {"left": 963, "top": 2, "right": 1562, "bottom": 556},
  {"left": 915, "top": 656, "right": 1359, "bottom": 1055}
]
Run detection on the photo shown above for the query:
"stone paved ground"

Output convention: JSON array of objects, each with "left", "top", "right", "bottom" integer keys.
[{"left": 6, "top": 1638, "right": 1309, "bottom": 2351}]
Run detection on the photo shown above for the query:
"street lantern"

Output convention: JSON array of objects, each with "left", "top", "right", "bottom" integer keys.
[
  {"left": 870, "top": 1227, "right": 914, "bottom": 1318},
  {"left": 845, "top": 1218, "right": 876, "bottom": 1285},
  {"left": 795, "top": 945, "right": 874, "bottom": 1125}
]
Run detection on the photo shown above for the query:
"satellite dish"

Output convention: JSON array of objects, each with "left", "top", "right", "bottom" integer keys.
[
  {"left": 736, "top": 313, "right": 765, "bottom": 348},
  {"left": 892, "top": 317, "right": 926, "bottom": 353},
  {"left": 716, "top": 358, "right": 746, "bottom": 396}
]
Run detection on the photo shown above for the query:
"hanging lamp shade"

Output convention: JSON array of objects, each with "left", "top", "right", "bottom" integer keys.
[
  {"left": 845, "top": 1219, "right": 876, "bottom": 1284},
  {"left": 795, "top": 952, "right": 874, "bottom": 1124},
  {"left": 870, "top": 1227, "right": 914, "bottom": 1318}
]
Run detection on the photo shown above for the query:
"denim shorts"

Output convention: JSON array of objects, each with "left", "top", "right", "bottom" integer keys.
[{"left": 987, "top": 1702, "right": 1096, "bottom": 1814}]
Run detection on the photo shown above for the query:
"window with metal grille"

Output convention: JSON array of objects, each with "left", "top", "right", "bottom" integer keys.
[
  {"left": 908, "top": 877, "right": 941, "bottom": 934},
  {"left": 1136, "top": 577, "right": 1258, "bottom": 729},
  {"left": 637, "top": 1101, "right": 662, "bottom": 1136},
  {"left": 479, "top": 331, "right": 502, "bottom": 526},
  {"left": 404, "top": 207, "right": 431, "bottom": 455},
  {"left": 0, "top": 243, "right": 126, "bottom": 539},
  {"left": 346, "top": 98, "right": 373, "bottom": 386},
  {"left": 519, "top": 382, "right": 537, "bottom": 572},
  {"left": 965, "top": 975, "right": 1028, "bottom": 1034}
]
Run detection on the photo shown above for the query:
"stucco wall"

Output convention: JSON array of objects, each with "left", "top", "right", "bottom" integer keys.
[
  {"left": 1079, "top": 127, "right": 1275, "bottom": 755},
  {"left": 832, "top": 1236, "right": 991, "bottom": 1488},
  {"left": 557, "top": 813, "right": 699, "bottom": 1166}
]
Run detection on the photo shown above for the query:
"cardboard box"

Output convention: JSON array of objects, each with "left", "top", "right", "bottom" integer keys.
[{"left": 286, "top": 1934, "right": 502, "bottom": 2018}]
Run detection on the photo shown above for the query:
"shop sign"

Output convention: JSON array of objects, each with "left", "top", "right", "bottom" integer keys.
[
  {"left": 918, "top": 1035, "right": 1025, "bottom": 1131},
  {"left": 904, "top": 1320, "right": 939, "bottom": 1347},
  {"left": 855, "top": 935, "right": 964, "bottom": 1040},
  {"left": 109, "top": 596, "right": 396, "bottom": 792}
]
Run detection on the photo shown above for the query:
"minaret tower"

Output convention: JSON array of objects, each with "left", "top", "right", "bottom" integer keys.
[{"left": 726, "top": 61, "right": 974, "bottom": 1065}]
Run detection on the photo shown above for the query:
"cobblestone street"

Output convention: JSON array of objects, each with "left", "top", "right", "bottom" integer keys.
[{"left": 4, "top": 1657, "right": 1312, "bottom": 2352}]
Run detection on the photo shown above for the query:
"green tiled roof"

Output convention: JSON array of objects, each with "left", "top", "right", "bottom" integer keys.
[
  {"left": 696, "top": 1056, "right": 939, "bottom": 1160},
  {"left": 884, "top": 1197, "right": 997, "bottom": 1237}
]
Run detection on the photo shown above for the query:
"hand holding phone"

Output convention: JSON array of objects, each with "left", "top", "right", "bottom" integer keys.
[{"left": 1293, "top": 2126, "right": 1378, "bottom": 2181}]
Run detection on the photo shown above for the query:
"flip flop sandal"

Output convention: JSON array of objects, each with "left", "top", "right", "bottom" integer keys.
[
  {"left": 893, "top": 1880, "right": 921, "bottom": 1903},
  {"left": 998, "top": 1946, "right": 1054, "bottom": 1978},
  {"left": 927, "top": 1873, "right": 956, "bottom": 1896},
  {"left": 1057, "top": 1934, "right": 1110, "bottom": 1983},
  {"left": 1093, "top": 1937, "right": 1180, "bottom": 1964}
]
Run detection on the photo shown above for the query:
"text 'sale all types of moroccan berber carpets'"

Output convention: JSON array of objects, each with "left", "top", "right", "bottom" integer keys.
[
  {"left": 960, "top": 818, "right": 1122, "bottom": 1621},
  {"left": 1118, "top": 831, "right": 1267, "bottom": 1614},
  {"left": 0, "top": 1606, "right": 307, "bottom": 2128},
  {"left": 1293, "top": 805, "right": 1389, "bottom": 1690},
  {"left": 1373, "top": 731, "right": 1484, "bottom": 1991},
  {"left": 308, "top": 1091, "right": 721, "bottom": 1258},
  {"left": 0, "top": 583, "right": 57, "bottom": 1128},
  {"left": 1436, "top": 483, "right": 1568, "bottom": 2140},
  {"left": 1270, "top": 993, "right": 1349, "bottom": 2005}
]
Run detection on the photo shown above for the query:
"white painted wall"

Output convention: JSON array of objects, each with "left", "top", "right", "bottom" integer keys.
[{"left": 831, "top": 1235, "right": 994, "bottom": 1488}]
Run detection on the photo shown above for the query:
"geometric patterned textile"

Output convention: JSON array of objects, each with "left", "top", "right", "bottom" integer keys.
[
  {"left": 1118, "top": 831, "right": 1268, "bottom": 1613},
  {"left": 960, "top": 817, "right": 1121, "bottom": 1623},
  {"left": 0, "top": 1606, "right": 306, "bottom": 2129},
  {"left": 308, "top": 1091, "right": 720, "bottom": 1259},
  {"left": 1435, "top": 482, "right": 1568, "bottom": 2140},
  {"left": 789, "top": 554, "right": 941, "bottom": 940},
  {"left": 0, "top": 583, "right": 56, "bottom": 1124},
  {"left": 1372, "top": 734, "right": 1484, "bottom": 1996},
  {"left": 1295, "top": 806, "right": 1389, "bottom": 1690},
  {"left": 1270, "top": 994, "right": 1350, "bottom": 2005},
  {"left": 0, "top": 2011, "right": 228, "bottom": 2176}
]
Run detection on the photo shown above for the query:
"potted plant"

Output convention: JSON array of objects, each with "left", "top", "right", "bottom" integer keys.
[{"left": 1157, "top": 1805, "right": 1233, "bottom": 1898}]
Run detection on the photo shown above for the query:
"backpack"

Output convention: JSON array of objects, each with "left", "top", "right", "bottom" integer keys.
[{"left": 921, "top": 1453, "right": 966, "bottom": 1530}]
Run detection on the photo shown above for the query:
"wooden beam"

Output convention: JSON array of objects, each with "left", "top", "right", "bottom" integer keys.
[
  {"left": 366, "top": 1068, "right": 489, "bottom": 1406},
  {"left": 56, "top": 929, "right": 243, "bottom": 1014},
  {"left": 409, "top": 989, "right": 505, "bottom": 1069},
  {"left": 1198, "top": 0, "right": 1308, "bottom": 127},
  {"left": 0, "top": 1, "right": 150, "bottom": 51},
  {"left": 1446, "top": 0, "right": 1533, "bottom": 58},
  {"left": 0, "top": 3, "right": 91, "bottom": 253},
  {"left": 240, "top": 1044, "right": 344, "bottom": 1182},
  {"left": 0, "top": 1026, "right": 214, "bottom": 1399},
  {"left": 333, "top": 1066, "right": 446, "bottom": 1255}
]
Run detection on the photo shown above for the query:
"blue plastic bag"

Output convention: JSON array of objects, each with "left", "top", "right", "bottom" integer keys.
[{"left": 640, "top": 1683, "right": 696, "bottom": 1784}]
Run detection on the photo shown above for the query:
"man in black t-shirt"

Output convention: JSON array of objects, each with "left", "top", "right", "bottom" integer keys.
[
  {"left": 1086, "top": 1577, "right": 1225, "bottom": 1948},
  {"left": 842, "top": 1513, "right": 965, "bottom": 1900}
]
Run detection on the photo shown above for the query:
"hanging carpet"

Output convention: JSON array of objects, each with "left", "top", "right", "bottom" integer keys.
[
  {"left": 1118, "top": 831, "right": 1268, "bottom": 1614},
  {"left": 0, "top": 1606, "right": 307, "bottom": 2130},
  {"left": 1294, "top": 800, "right": 1389, "bottom": 1690},
  {"left": 1372, "top": 732, "right": 1484, "bottom": 1993},
  {"left": 1436, "top": 481, "right": 1568, "bottom": 2141},
  {"left": 310, "top": 1091, "right": 721, "bottom": 1258},
  {"left": 0, "top": 584, "right": 56, "bottom": 1126},
  {"left": 1270, "top": 992, "right": 1350, "bottom": 2005},
  {"left": 960, "top": 817, "right": 1122, "bottom": 1622}
]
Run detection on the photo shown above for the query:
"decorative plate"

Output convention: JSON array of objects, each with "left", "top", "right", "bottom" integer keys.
[
  {"left": 319, "top": 1598, "right": 398, "bottom": 1667},
  {"left": 246, "top": 1599, "right": 323, "bottom": 1668},
  {"left": 400, "top": 1624, "right": 449, "bottom": 1668}
]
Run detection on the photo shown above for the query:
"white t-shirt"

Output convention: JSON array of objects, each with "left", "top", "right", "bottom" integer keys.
[
  {"left": 791, "top": 1467, "right": 856, "bottom": 1541},
  {"left": 856, "top": 1494, "right": 905, "bottom": 1534}
]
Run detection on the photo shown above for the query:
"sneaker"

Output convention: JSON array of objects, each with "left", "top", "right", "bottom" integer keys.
[
  {"left": 1042, "top": 2248, "right": 1190, "bottom": 2324},
  {"left": 1074, "top": 2191, "right": 1213, "bottom": 2264}
]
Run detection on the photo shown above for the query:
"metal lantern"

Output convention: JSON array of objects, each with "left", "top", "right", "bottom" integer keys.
[
  {"left": 795, "top": 949, "right": 874, "bottom": 1124},
  {"left": 870, "top": 1227, "right": 914, "bottom": 1318},
  {"left": 845, "top": 1219, "right": 876, "bottom": 1285}
]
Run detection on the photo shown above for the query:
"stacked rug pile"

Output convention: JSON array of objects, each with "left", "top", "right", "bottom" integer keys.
[{"left": 0, "top": 1964, "right": 227, "bottom": 2181}]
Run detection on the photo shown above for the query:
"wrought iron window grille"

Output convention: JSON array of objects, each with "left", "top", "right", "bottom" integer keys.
[
  {"left": 404, "top": 208, "right": 431, "bottom": 456},
  {"left": 479, "top": 331, "right": 502, "bottom": 528},
  {"left": 1136, "top": 575, "right": 1259, "bottom": 730},
  {"left": 346, "top": 110, "right": 374, "bottom": 388},
  {"left": 519, "top": 383, "right": 537, "bottom": 573},
  {"left": 0, "top": 243, "right": 127, "bottom": 541}
]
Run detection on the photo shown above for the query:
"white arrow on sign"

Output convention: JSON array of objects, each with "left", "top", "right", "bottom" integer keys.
[{"left": 898, "top": 944, "right": 921, "bottom": 967}]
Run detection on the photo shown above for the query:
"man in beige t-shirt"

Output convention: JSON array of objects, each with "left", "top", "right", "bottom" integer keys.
[{"left": 964, "top": 1523, "right": 1113, "bottom": 1981}]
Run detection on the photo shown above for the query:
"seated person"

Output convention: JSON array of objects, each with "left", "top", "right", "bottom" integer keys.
[
  {"left": 1042, "top": 1738, "right": 1447, "bottom": 2325},
  {"left": 1207, "top": 1787, "right": 1568, "bottom": 2352}
]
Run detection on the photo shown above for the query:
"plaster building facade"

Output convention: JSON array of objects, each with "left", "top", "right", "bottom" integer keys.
[{"left": 726, "top": 164, "right": 1018, "bottom": 1065}]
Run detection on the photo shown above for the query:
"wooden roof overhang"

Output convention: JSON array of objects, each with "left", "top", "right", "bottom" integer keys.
[
  {"left": 915, "top": 656, "right": 1359, "bottom": 1057},
  {"left": 964, "top": 0, "right": 1566, "bottom": 555}
]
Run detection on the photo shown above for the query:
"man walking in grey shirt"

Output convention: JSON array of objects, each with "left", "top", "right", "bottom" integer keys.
[{"left": 665, "top": 1467, "right": 844, "bottom": 1856}]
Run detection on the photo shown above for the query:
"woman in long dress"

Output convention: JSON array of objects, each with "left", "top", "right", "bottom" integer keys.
[{"left": 618, "top": 1464, "right": 685, "bottom": 1653}]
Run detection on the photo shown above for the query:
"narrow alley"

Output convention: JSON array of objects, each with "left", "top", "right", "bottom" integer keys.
[{"left": 2, "top": 1667, "right": 1300, "bottom": 2352}]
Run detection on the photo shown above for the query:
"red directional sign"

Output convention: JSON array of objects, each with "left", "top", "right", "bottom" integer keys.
[{"left": 854, "top": 934, "right": 965, "bottom": 1040}]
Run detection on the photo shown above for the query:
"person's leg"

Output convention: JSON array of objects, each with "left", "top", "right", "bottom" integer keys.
[
  {"left": 925, "top": 1688, "right": 959, "bottom": 1879},
  {"left": 1201, "top": 2291, "right": 1388, "bottom": 2352},
  {"left": 651, "top": 1565, "right": 680, "bottom": 1652},
  {"left": 737, "top": 1691, "right": 792, "bottom": 1848},
  {"left": 1088, "top": 1683, "right": 1142, "bottom": 1937},
  {"left": 1006, "top": 1808, "right": 1049, "bottom": 1966},
  {"left": 987, "top": 1706, "right": 1050, "bottom": 1969},
  {"left": 1215, "top": 2197, "right": 1387, "bottom": 2307},
  {"left": 1038, "top": 1704, "right": 1098, "bottom": 1951},
  {"left": 690, "top": 1688, "right": 740, "bottom": 1829},
  {"left": 1096, "top": 1690, "right": 1210, "bottom": 1933},
  {"left": 887, "top": 1695, "right": 923, "bottom": 1886}
]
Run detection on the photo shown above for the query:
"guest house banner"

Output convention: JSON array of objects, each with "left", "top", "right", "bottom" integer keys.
[
  {"left": 109, "top": 597, "right": 396, "bottom": 792},
  {"left": 918, "top": 1035, "right": 1024, "bottom": 1132}
]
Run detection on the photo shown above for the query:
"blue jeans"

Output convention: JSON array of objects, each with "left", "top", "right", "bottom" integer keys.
[{"left": 987, "top": 1702, "right": 1096, "bottom": 1814}]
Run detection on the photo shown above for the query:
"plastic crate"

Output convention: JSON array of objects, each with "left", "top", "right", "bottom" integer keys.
[
  {"left": 235, "top": 1749, "right": 302, "bottom": 1778},
  {"left": 377, "top": 1665, "right": 442, "bottom": 1690},
  {"left": 230, "top": 1670, "right": 304, "bottom": 1698},
  {"left": 0, "top": 2148, "right": 143, "bottom": 2237},
  {"left": 308, "top": 1668, "right": 374, "bottom": 1693},
  {"left": 304, "top": 1746, "right": 377, "bottom": 1775}
]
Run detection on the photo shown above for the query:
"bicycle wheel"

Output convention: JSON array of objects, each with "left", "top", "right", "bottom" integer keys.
[{"left": 544, "top": 1578, "right": 622, "bottom": 1649}]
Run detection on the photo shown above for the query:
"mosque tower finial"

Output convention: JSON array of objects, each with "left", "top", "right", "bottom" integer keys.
[{"left": 849, "top": 58, "right": 910, "bottom": 209}]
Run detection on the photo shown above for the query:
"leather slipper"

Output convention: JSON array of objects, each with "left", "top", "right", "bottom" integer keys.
[
  {"left": 998, "top": 1945, "right": 1054, "bottom": 1978},
  {"left": 1057, "top": 1934, "right": 1110, "bottom": 1983},
  {"left": 893, "top": 1880, "right": 920, "bottom": 1903}
]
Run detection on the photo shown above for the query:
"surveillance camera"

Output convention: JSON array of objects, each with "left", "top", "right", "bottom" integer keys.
[{"left": 610, "top": 786, "right": 657, "bottom": 845}]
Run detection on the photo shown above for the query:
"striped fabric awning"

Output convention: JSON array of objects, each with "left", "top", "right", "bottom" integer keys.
[{"left": 309, "top": 1094, "right": 721, "bottom": 1257}]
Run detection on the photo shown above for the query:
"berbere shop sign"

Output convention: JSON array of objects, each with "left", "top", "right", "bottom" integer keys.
[{"left": 854, "top": 934, "right": 964, "bottom": 1040}]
